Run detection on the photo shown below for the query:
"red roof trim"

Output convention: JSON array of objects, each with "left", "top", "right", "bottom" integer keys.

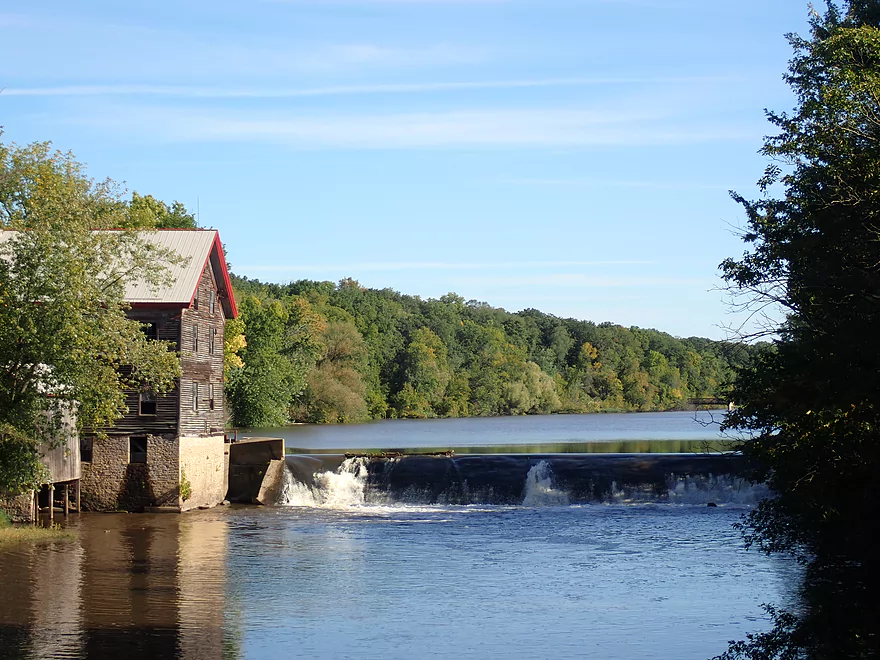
[
  {"left": 211, "top": 232, "right": 238, "bottom": 318},
  {"left": 177, "top": 231, "right": 237, "bottom": 319}
]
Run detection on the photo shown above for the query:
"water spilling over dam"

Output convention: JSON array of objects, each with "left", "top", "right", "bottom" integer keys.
[{"left": 279, "top": 453, "right": 767, "bottom": 507}]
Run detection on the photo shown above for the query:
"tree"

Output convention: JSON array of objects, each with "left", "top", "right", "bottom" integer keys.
[
  {"left": 0, "top": 425, "right": 50, "bottom": 497},
  {"left": 718, "top": 3, "right": 880, "bottom": 656},
  {"left": 722, "top": 0, "right": 880, "bottom": 559},
  {"left": 0, "top": 139, "right": 181, "bottom": 495},
  {"left": 298, "top": 321, "right": 369, "bottom": 423},
  {"left": 226, "top": 294, "right": 307, "bottom": 428},
  {"left": 392, "top": 327, "right": 451, "bottom": 418},
  {"left": 129, "top": 192, "right": 198, "bottom": 229}
]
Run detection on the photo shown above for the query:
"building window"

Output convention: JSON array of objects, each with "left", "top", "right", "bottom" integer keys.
[
  {"left": 193, "top": 324, "right": 199, "bottom": 353},
  {"left": 209, "top": 383, "right": 215, "bottom": 410},
  {"left": 193, "top": 295, "right": 199, "bottom": 311},
  {"left": 209, "top": 327, "right": 216, "bottom": 355},
  {"left": 80, "top": 437, "right": 93, "bottom": 463},
  {"left": 143, "top": 322, "right": 158, "bottom": 341},
  {"left": 209, "top": 290, "right": 216, "bottom": 315},
  {"left": 192, "top": 382, "right": 199, "bottom": 411},
  {"left": 139, "top": 389, "right": 157, "bottom": 416},
  {"left": 129, "top": 436, "right": 147, "bottom": 464}
]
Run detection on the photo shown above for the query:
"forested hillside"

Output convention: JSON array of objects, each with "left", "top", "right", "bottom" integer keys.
[{"left": 225, "top": 276, "right": 757, "bottom": 427}]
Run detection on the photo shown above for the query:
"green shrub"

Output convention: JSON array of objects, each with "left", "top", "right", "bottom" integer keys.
[{"left": 180, "top": 469, "right": 192, "bottom": 502}]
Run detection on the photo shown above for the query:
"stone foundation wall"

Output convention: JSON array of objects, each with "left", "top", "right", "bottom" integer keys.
[
  {"left": 0, "top": 493, "right": 34, "bottom": 522},
  {"left": 81, "top": 434, "right": 180, "bottom": 511},
  {"left": 179, "top": 435, "right": 226, "bottom": 511}
]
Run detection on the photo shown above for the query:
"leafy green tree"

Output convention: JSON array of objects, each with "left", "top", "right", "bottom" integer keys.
[
  {"left": 718, "top": 3, "right": 880, "bottom": 657},
  {"left": 393, "top": 327, "right": 452, "bottom": 418},
  {"left": 722, "top": 0, "right": 880, "bottom": 560},
  {"left": 0, "top": 139, "right": 181, "bottom": 494},
  {"left": 0, "top": 425, "right": 50, "bottom": 498},
  {"left": 297, "top": 321, "right": 369, "bottom": 423},
  {"left": 223, "top": 317, "right": 247, "bottom": 375},
  {"left": 226, "top": 295, "right": 306, "bottom": 427},
  {"left": 128, "top": 192, "right": 198, "bottom": 229}
]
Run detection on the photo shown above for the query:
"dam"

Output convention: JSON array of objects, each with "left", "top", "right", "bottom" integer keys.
[
  {"left": 274, "top": 452, "right": 765, "bottom": 507},
  {"left": 230, "top": 411, "right": 764, "bottom": 508}
]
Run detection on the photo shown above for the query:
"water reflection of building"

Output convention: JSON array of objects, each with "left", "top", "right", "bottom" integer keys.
[
  {"left": 0, "top": 539, "right": 84, "bottom": 659},
  {"left": 0, "top": 513, "right": 236, "bottom": 660}
]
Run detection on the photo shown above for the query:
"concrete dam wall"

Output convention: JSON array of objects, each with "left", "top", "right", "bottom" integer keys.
[{"left": 274, "top": 453, "right": 767, "bottom": 507}]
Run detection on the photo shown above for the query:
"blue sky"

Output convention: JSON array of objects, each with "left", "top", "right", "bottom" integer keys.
[{"left": 1, "top": 1, "right": 811, "bottom": 339}]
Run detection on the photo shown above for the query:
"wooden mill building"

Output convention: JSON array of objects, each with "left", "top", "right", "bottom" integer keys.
[{"left": 80, "top": 229, "right": 238, "bottom": 512}]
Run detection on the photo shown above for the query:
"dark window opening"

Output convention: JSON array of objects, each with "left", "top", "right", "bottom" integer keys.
[
  {"left": 139, "top": 390, "right": 157, "bottom": 416},
  {"left": 193, "top": 324, "right": 199, "bottom": 354},
  {"left": 209, "top": 290, "right": 216, "bottom": 315},
  {"left": 193, "top": 295, "right": 199, "bottom": 311},
  {"left": 209, "top": 327, "right": 216, "bottom": 355},
  {"left": 130, "top": 436, "right": 147, "bottom": 464},
  {"left": 143, "top": 322, "right": 158, "bottom": 341},
  {"left": 209, "top": 383, "right": 215, "bottom": 411},
  {"left": 80, "top": 437, "right": 93, "bottom": 462},
  {"left": 192, "top": 382, "right": 199, "bottom": 412}
]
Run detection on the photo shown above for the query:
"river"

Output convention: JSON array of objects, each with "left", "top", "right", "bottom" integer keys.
[{"left": 0, "top": 412, "right": 795, "bottom": 660}]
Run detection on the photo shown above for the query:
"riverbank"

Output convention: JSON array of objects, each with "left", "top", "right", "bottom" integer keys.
[{"left": 0, "top": 512, "right": 74, "bottom": 547}]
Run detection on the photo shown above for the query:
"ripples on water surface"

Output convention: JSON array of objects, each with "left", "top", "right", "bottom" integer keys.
[
  {"left": 0, "top": 413, "right": 791, "bottom": 660},
  {"left": 0, "top": 502, "right": 794, "bottom": 660}
]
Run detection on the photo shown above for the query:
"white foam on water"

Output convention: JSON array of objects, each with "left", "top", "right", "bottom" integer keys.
[
  {"left": 610, "top": 474, "right": 769, "bottom": 505},
  {"left": 280, "top": 455, "right": 767, "bottom": 509},
  {"left": 522, "top": 460, "right": 570, "bottom": 507},
  {"left": 281, "top": 457, "right": 370, "bottom": 508}
]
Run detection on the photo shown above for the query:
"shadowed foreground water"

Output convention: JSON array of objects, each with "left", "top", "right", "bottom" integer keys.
[{"left": 0, "top": 502, "right": 795, "bottom": 660}]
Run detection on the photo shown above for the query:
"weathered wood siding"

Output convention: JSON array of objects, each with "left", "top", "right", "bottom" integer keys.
[
  {"left": 109, "top": 308, "right": 182, "bottom": 436},
  {"left": 37, "top": 403, "right": 81, "bottom": 482},
  {"left": 40, "top": 432, "right": 81, "bottom": 483},
  {"left": 179, "top": 260, "right": 227, "bottom": 437}
]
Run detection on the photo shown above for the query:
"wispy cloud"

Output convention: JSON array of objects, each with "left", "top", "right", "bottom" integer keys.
[
  {"left": 263, "top": 0, "right": 508, "bottom": 4},
  {"left": 238, "top": 259, "right": 656, "bottom": 272},
  {"left": 503, "top": 178, "right": 732, "bottom": 190},
  {"left": 0, "top": 13, "right": 483, "bottom": 81},
  {"left": 77, "top": 103, "right": 752, "bottom": 149},
  {"left": 2, "top": 74, "right": 734, "bottom": 98},
  {"left": 448, "top": 274, "right": 706, "bottom": 288}
]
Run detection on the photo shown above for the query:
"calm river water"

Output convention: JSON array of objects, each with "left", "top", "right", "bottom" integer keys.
[
  {"left": 251, "top": 409, "right": 734, "bottom": 454},
  {"left": 0, "top": 413, "right": 794, "bottom": 660}
]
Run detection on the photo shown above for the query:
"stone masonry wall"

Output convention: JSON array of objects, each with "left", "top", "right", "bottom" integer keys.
[
  {"left": 179, "top": 435, "right": 226, "bottom": 511},
  {"left": 0, "top": 493, "right": 34, "bottom": 522},
  {"left": 80, "top": 434, "right": 180, "bottom": 511}
]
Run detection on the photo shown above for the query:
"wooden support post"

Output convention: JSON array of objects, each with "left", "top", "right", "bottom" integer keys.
[
  {"left": 76, "top": 480, "right": 81, "bottom": 514},
  {"left": 32, "top": 490, "right": 37, "bottom": 524},
  {"left": 64, "top": 483, "right": 69, "bottom": 517},
  {"left": 48, "top": 484, "right": 54, "bottom": 522}
]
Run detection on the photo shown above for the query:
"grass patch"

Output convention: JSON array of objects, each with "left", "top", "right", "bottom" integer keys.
[
  {"left": 0, "top": 524, "right": 75, "bottom": 547},
  {"left": 0, "top": 509, "right": 75, "bottom": 547}
]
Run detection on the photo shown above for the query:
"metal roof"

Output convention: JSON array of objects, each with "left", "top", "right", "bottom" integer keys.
[
  {"left": 123, "top": 230, "right": 217, "bottom": 304},
  {"left": 0, "top": 229, "right": 238, "bottom": 317}
]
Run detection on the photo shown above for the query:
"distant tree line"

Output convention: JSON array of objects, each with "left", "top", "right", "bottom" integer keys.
[{"left": 224, "top": 275, "right": 759, "bottom": 427}]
